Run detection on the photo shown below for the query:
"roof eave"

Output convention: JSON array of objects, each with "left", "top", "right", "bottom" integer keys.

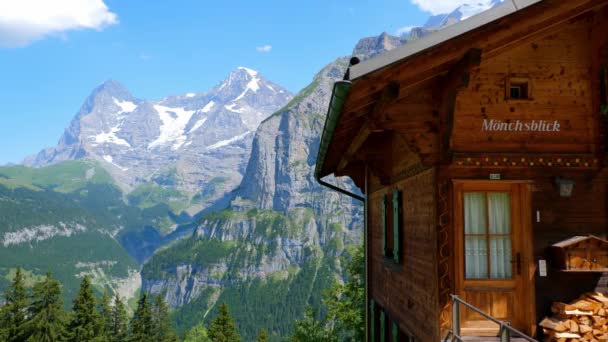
[
  {"left": 349, "top": 0, "right": 542, "bottom": 81},
  {"left": 314, "top": 80, "right": 353, "bottom": 180}
]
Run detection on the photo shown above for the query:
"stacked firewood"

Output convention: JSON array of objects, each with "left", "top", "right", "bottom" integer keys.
[{"left": 541, "top": 292, "right": 608, "bottom": 341}]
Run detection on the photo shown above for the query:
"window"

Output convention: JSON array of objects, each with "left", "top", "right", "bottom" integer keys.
[
  {"left": 510, "top": 82, "right": 528, "bottom": 99},
  {"left": 382, "top": 190, "right": 402, "bottom": 263},
  {"left": 601, "top": 68, "right": 607, "bottom": 114},
  {"left": 370, "top": 300, "right": 376, "bottom": 341},
  {"left": 506, "top": 76, "right": 531, "bottom": 100},
  {"left": 464, "top": 192, "right": 513, "bottom": 279}
]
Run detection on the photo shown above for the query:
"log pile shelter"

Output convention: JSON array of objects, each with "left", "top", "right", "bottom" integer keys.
[{"left": 315, "top": 0, "right": 608, "bottom": 340}]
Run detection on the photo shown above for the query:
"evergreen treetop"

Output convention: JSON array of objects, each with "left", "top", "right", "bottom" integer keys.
[
  {"left": 69, "top": 275, "right": 103, "bottom": 342},
  {"left": 22, "top": 272, "right": 67, "bottom": 342},
  {"left": 208, "top": 302, "right": 241, "bottom": 342},
  {"left": 110, "top": 294, "right": 129, "bottom": 342},
  {"left": 1, "top": 267, "right": 29, "bottom": 342},
  {"left": 131, "top": 292, "right": 154, "bottom": 342}
]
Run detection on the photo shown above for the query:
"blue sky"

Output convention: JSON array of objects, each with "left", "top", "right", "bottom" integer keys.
[{"left": 0, "top": 0, "right": 462, "bottom": 164}]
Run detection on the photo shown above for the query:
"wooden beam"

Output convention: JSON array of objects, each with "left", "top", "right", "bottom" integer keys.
[
  {"left": 336, "top": 82, "right": 401, "bottom": 173},
  {"left": 439, "top": 48, "right": 483, "bottom": 163},
  {"left": 336, "top": 123, "right": 372, "bottom": 172}
]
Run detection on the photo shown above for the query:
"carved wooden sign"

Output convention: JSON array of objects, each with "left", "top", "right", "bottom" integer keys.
[{"left": 482, "top": 119, "right": 561, "bottom": 132}]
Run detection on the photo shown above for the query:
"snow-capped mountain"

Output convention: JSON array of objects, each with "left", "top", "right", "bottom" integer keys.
[
  {"left": 405, "top": 0, "right": 505, "bottom": 39},
  {"left": 425, "top": 0, "right": 504, "bottom": 27},
  {"left": 24, "top": 68, "right": 293, "bottom": 212}
]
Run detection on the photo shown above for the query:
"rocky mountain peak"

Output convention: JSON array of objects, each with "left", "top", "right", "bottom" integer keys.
[{"left": 352, "top": 32, "right": 408, "bottom": 61}]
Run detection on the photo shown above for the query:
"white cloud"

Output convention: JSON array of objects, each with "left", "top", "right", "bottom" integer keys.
[
  {"left": 0, "top": 0, "right": 118, "bottom": 48},
  {"left": 410, "top": 0, "right": 479, "bottom": 15},
  {"left": 256, "top": 44, "right": 272, "bottom": 53},
  {"left": 396, "top": 26, "right": 415, "bottom": 36}
]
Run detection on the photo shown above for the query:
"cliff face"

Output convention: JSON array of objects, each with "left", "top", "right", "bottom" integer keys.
[
  {"left": 141, "top": 58, "right": 364, "bottom": 339},
  {"left": 141, "top": 31, "right": 410, "bottom": 338}
]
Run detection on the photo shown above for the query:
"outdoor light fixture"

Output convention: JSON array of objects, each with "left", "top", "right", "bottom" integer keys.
[{"left": 555, "top": 177, "right": 575, "bottom": 197}]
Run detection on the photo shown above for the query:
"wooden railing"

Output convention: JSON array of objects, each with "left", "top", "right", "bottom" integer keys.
[{"left": 450, "top": 295, "right": 538, "bottom": 342}]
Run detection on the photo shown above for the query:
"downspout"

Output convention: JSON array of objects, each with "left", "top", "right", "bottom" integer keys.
[
  {"left": 364, "top": 165, "right": 369, "bottom": 342},
  {"left": 314, "top": 78, "right": 364, "bottom": 202},
  {"left": 316, "top": 177, "right": 364, "bottom": 202}
]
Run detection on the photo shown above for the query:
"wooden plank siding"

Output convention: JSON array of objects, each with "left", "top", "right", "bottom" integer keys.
[
  {"left": 451, "top": 18, "right": 596, "bottom": 154},
  {"left": 368, "top": 168, "right": 440, "bottom": 341},
  {"left": 440, "top": 166, "right": 608, "bottom": 339},
  {"left": 316, "top": 2, "right": 608, "bottom": 340}
]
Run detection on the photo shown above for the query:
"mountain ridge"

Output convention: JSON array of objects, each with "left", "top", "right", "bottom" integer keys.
[{"left": 24, "top": 68, "right": 294, "bottom": 217}]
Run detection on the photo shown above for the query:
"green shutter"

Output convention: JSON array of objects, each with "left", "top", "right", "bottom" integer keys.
[
  {"left": 370, "top": 300, "right": 376, "bottom": 341},
  {"left": 382, "top": 194, "right": 387, "bottom": 257},
  {"left": 392, "top": 322, "right": 399, "bottom": 342},
  {"left": 380, "top": 310, "right": 385, "bottom": 342},
  {"left": 392, "top": 190, "right": 401, "bottom": 263}
]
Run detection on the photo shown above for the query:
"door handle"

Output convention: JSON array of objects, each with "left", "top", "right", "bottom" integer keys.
[{"left": 510, "top": 253, "right": 522, "bottom": 275}]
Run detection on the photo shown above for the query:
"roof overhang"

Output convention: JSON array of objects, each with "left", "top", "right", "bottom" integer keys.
[
  {"left": 349, "top": 0, "right": 542, "bottom": 81},
  {"left": 315, "top": 80, "right": 352, "bottom": 180}
]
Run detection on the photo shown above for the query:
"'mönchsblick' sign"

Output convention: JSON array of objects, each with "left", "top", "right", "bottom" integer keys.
[{"left": 482, "top": 119, "right": 561, "bottom": 132}]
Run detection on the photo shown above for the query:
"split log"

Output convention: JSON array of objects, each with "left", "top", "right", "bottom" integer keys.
[{"left": 541, "top": 317, "right": 569, "bottom": 332}]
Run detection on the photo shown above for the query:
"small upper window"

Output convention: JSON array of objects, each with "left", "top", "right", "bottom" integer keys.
[
  {"left": 510, "top": 83, "right": 528, "bottom": 99},
  {"left": 507, "top": 76, "right": 531, "bottom": 100}
]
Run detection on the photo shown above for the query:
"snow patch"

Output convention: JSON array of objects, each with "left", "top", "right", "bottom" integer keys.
[
  {"left": 185, "top": 93, "right": 196, "bottom": 98},
  {"left": 113, "top": 98, "right": 137, "bottom": 113},
  {"left": 94, "top": 129, "right": 131, "bottom": 147},
  {"left": 458, "top": 1, "right": 495, "bottom": 20},
  {"left": 148, "top": 105, "right": 196, "bottom": 150},
  {"left": 206, "top": 131, "right": 252, "bottom": 151},
  {"left": 233, "top": 68, "right": 261, "bottom": 102},
  {"left": 102, "top": 155, "right": 128, "bottom": 171},
  {"left": 188, "top": 117, "right": 208, "bottom": 134},
  {"left": 201, "top": 101, "right": 215, "bottom": 113},
  {"left": 238, "top": 66, "right": 258, "bottom": 77},
  {"left": 218, "top": 82, "right": 227, "bottom": 92},
  {"left": 267, "top": 84, "right": 275, "bottom": 92},
  {"left": 91, "top": 97, "right": 136, "bottom": 148},
  {"left": 2, "top": 222, "right": 86, "bottom": 247},
  {"left": 224, "top": 103, "right": 245, "bottom": 114}
]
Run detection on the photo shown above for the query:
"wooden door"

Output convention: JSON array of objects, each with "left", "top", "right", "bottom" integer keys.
[{"left": 453, "top": 181, "right": 534, "bottom": 336}]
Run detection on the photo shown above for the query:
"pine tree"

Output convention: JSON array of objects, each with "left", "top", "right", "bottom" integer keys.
[
  {"left": 208, "top": 302, "right": 240, "bottom": 342},
  {"left": 111, "top": 294, "right": 129, "bottom": 342},
  {"left": 130, "top": 292, "right": 153, "bottom": 342},
  {"left": 69, "top": 275, "right": 103, "bottom": 341},
  {"left": 256, "top": 329, "right": 268, "bottom": 342},
  {"left": 324, "top": 245, "right": 365, "bottom": 341},
  {"left": 291, "top": 307, "right": 337, "bottom": 342},
  {"left": 152, "top": 294, "right": 177, "bottom": 342},
  {"left": 98, "top": 289, "right": 113, "bottom": 339},
  {"left": 183, "top": 323, "right": 211, "bottom": 342},
  {"left": 0, "top": 267, "right": 29, "bottom": 342},
  {"left": 22, "top": 272, "right": 67, "bottom": 342}
]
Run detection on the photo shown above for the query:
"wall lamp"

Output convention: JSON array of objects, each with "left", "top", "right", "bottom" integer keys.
[{"left": 555, "top": 177, "right": 575, "bottom": 197}]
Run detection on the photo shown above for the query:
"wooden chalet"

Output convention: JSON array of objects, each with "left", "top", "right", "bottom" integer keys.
[{"left": 315, "top": 0, "right": 608, "bottom": 341}]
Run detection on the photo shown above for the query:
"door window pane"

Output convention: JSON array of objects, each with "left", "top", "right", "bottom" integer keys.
[
  {"left": 490, "top": 237, "right": 512, "bottom": 279},
  {"left": 464, "top": 191, "right": 513, "bottom": 280},
  {"left": 464, "top": 193, "right": 486, "bottom": 234},
  {"left": 488, "top": 193, "right": 511, "bottom": 234},
  {"left": 466, "top": 237, "right": 488, "bottom": 278}
]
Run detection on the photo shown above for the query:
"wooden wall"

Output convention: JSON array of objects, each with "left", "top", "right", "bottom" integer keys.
[
  {"left": 368, "top": 168, "right": 439, "bottom": 341},
  {"left": 451, "top": 17, "right": 596, "bottom": 154},
  {"left": 441, "top": 166, "right": 608, "bottom": 338}
]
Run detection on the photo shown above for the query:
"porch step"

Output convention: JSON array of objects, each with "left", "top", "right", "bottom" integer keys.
[{"left": 460, "top": 338, "right": 529, "bottom": 342}]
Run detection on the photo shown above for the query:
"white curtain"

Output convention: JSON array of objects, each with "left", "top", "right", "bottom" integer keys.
[
  {"left": 489, "top": 193, "right": 512, "bottom": 279},
  {"left": 464, "top": 192, "right": 512, "bottom": 279},
  {"left": 464, "top": 193, "right": 488, "bottom": 279}
]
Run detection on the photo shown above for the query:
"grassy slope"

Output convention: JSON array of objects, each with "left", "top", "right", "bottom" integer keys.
[{"left": 0, "top": 184, "right": 138, "bottom": 303}]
